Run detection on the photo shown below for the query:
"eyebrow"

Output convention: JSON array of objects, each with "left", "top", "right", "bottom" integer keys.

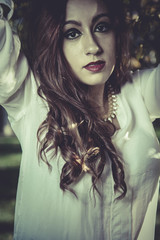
[{"left": 63, "top": 13, "right": 109, "bottom": 27}]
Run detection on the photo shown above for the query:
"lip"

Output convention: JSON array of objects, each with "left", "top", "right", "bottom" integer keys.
[{"left": 84, "top": 60, "right": 106, "bottom": 73}]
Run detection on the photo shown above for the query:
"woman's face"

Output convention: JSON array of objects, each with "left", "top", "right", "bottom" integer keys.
[{"left": 62, "top": 0, "right": 116, "bottom": 87}]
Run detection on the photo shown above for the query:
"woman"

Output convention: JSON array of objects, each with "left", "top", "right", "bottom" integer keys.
[{"left": 0, "top": 0, "right": 160, "bottom": 239}]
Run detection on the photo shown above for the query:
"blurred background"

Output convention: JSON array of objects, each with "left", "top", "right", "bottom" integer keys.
[{"left": 0, "top": 0, "right": 160, "bottom": 239}]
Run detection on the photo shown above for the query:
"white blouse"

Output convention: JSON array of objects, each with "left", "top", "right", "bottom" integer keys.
[{"left": 0, "top": 1, "right": 160, "bottom": 240}]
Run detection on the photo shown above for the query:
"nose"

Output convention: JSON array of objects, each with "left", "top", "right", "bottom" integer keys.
[{"left": 83, "top": 33, "right": 102, "bottom": 56}]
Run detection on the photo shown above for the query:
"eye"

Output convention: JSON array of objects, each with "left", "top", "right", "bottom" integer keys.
[
  {"left": 94, "top": 22, "right": 111, "bottom": 33},
  {"left": 64, "top": 28, "right": 82, "bottom": 40}
]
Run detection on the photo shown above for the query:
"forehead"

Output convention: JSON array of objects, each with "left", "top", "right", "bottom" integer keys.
[{"left": 65, "top": 0, "right": 108, "bottom": 20}]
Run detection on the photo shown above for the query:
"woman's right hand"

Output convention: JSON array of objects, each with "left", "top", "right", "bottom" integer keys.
[{"left": 0, "top": 0, "right": 14, "bottom": 20}]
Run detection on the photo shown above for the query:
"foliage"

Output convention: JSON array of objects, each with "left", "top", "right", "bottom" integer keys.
[{"left": 123, "top": 0, "right": 160, "bottom": 69}]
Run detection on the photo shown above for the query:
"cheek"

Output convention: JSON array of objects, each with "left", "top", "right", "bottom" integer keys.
[
  {"left": 63, "top": 43, "right": 82, "bottom": 74},
  {"left": 108, "top": 36, "right": 116, "bottom": 55},
  {"left": 63, "top": 43, "right": 71, "bottom": 63},
  {"left": 106, "top": 38, "right": 116, "bottom": 64},
  {"left": 104, "top": 33, "right": 116, "bottom": 52},
  {"left": 63, "top": 43, "right": 76, "bottom": 67}
]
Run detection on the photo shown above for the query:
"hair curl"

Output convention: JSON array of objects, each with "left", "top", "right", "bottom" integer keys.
[{"left": 24, "top": 0, "right": 130, "bottom": 199}]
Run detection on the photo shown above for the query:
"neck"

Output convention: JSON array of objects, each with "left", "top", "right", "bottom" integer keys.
[
  {"left": 88, "top": 83, "right": 119, "bottom": 127},
  {"left": 88, "top": 83, "right": 107, "bottom": 114}
]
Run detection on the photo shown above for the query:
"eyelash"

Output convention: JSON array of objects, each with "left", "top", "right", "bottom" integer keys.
[
  {"left": 64, "top": 22, "right": 112, "bottom": 40},
  {"left": 64, "top": 28, "right": 81, "bottom": 40},
  {"left": 95, "top": 22, "right": 111, "bottom": 33}
]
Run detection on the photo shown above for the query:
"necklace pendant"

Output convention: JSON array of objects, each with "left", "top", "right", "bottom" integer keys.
[
  {"left": 102, "top": 84, "right": 118, "bottom": 123},
  {"left": 107, "top": 117, "right": 113, "bottom": 123},
  {"left": 103, "top": 117, "right": 108, "bottom": 122}
]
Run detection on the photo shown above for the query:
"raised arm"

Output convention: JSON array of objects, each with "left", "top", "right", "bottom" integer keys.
[{"left": 0, "top": 0, "right": 34, "bottom": 123}]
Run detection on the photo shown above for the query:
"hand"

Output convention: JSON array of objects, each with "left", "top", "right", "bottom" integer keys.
[{"left": 0, "top": 4, "right": 11, "bottom": 18}]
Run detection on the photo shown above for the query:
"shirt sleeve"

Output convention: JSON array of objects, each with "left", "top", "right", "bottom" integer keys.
[
  {"left": 0, "top": 0, "right": 34, "bottom": 123},
  {"left": 133, "top": 64, "right": 160, "bottom": 120},
  {"left": 0, "top": 0, "right": 14, "bottom": 20}
]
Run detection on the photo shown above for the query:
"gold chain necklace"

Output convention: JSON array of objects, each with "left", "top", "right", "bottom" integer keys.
[{"left": 102, "top": 84, "right": 118, "bottom": 123}]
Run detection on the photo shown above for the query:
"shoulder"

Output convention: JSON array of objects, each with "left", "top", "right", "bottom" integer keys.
[
  {"left": 121, "top": 64, "right": 160, "bottom": 93},
  {"left": 132, "top": 64, "right": 160, "bottom": 86},
  {"left": 120, "top": 64, "right": 160, "bottom": 120}
]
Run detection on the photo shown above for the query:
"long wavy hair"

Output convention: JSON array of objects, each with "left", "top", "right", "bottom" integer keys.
[{"left": 24, "top": 0, "right": 130, "bottom": 199}]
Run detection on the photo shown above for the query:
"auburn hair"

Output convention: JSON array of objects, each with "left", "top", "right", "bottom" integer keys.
[{"left": 23, "top": 0, "right": 130, "bottom": 198}]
